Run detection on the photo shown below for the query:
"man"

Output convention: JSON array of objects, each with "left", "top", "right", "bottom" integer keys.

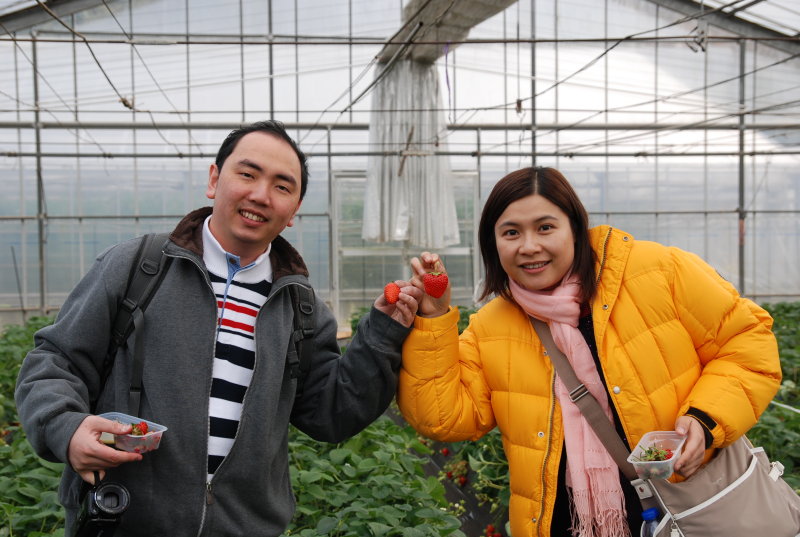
[{"left": 15, "top": 120, "right": 422, "bottom": 535}]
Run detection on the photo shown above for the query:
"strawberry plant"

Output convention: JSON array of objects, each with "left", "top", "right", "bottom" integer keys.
[
  {"left": 283, "top": 413, "right": 464, "bottom": 536},
  {"left": 0, "top": 316, "right": 53, "bottom": 426},
  {"left": 0, "top": 315, "right": 65, "bottom": 535},
  {"left": 3, "top": 300, "right": 799, "bottom": 536},
  {"left": 751, "top": 302, "right": 800, "bottom": 491}
]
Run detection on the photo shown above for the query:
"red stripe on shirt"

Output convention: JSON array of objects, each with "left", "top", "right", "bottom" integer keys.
[
  {"left": 217, "top": 300, "right": 258, "bottom": 317},
  {"left": 219, "top": 318, "right": 255, "bottom": 333}
]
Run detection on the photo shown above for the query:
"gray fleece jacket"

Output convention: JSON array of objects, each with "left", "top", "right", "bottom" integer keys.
[{"left": 15, "top": 207, "right": 411, "bottom": 536}]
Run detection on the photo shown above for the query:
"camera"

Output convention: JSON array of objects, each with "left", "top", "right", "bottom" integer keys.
[{"left": 72, "top": 474, "right": 130, "bottom": 537}]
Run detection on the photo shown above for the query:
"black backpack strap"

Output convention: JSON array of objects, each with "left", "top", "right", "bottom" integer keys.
[
  {"left": 98, "top": 232, "right": 172, "bottom": 414},
  {"left": 287, "top": 284, "right": 315, "bottom": 397}
]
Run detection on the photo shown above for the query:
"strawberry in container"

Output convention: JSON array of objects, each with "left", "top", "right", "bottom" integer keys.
[
  {"left": 627, "top": 430, "right": 686, "bottom": 480},
  {"left": 98, "top": 411, "right": 168, "bottom": 454}
]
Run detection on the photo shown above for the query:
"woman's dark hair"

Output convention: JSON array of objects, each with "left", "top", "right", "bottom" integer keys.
[
  {"left": 215, "top": 120, "right": 309, "bottom": 200},
  {"left": 478, "top": 166, "right": 596, "bottom": 302}
]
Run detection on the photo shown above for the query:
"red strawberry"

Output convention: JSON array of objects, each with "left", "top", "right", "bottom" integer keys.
[
  {"left": 446, "top": 471, "right": 453, "bottom": 479},
  {"left": 422, "top": 271, "right": 448, "bottom": 298},
  {"left": 384, "top": 282, "right": 401, "bottom": 304},
  {"left": 458, "top": 475, "right": 467, "bottom": 486},
  {"left": 493, "top": 533, "right": 501, "bottom": 537},
  {"left": 486, "top": 525, "right": 495, "bottom": 534},
  {"left": 131, "top": 421, "right": 148, "bottom": 436},
  {"left": 441, "top": 447, "right": 450, "bottom": 456}
]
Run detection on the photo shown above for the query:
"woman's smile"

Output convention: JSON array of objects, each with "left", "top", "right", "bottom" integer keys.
[{"left": 494, "top": 194, "right": 575, "bottom": 292}]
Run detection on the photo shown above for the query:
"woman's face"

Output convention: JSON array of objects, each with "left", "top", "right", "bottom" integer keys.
[{"left": 494, "top": 194, "right": 575, "bottom": 292}]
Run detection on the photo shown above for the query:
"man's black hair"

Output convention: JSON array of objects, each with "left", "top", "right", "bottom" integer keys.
[{"left": 215, "top": 120, "right": 309, "bottom": 200}]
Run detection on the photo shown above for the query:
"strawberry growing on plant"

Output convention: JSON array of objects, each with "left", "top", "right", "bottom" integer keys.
[
  {"left": 422, "top": 271, "right": 448, "bottom": 298},
  {"left": 383, "top": 282, "right": 401, "bottom": 304}
]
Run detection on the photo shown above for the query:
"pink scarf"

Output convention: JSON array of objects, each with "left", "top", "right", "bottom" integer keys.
[{"left": 509, "top": 276, "right": 630, "bottom": 537}]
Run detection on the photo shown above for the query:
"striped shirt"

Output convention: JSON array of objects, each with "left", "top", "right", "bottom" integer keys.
[{"left": 202, "top": 218, "right": 272, "bottom": 482}]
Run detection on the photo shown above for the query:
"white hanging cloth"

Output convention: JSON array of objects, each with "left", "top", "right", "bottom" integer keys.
[{"left": 362, "top": 59, "right": 460, "bottom": 249}]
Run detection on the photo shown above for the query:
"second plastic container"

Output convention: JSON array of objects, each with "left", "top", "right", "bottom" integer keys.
[{"left": 627, "top": 430, "right": 686, "bottom": 480}]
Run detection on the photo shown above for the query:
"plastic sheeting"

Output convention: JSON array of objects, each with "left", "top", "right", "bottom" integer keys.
[{"left": 362, "top": 59, "right": 460, "bottom": 249}]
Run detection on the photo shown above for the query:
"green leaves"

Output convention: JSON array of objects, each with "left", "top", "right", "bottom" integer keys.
[
  {"left": 0, "top": 316, "right": 65, "bottom": 535},
  {"left": 753, "top": 302, "right": 800, "bottom": 491},
  {"left": 0, "top": 426, "right": 65, "bottom": 535},
  {"left": 282, "top": 414, "right": 465, "bottom": 537}
]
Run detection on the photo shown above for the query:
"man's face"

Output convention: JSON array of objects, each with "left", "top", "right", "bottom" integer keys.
[{"left": 206, "top": 131, "right": 302, "bottom": 264}]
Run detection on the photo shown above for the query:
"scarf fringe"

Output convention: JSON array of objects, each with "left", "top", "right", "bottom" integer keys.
[{"left": 570, "top": 488, "right": 632, "bottom": 537}]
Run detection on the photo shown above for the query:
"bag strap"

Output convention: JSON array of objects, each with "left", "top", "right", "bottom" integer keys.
[
  {"left": 287, "top": 284, "right": 315, "bottom": 398},
  {"left": 530, "top": 317, "right": 639, "bottom": 481},
  {"left": 98, "top": 233, "right": 173, "bottom": 415}
]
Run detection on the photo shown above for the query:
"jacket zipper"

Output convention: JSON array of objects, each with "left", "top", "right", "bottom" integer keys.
[
  {"left": 534, "top": 227, "right": 613, "bottom": 537},
  {"left": 205, "top": 281, "right": 305, "bottom": 480},
  {"left": 169, "top": 252, "right": 217, "bottom": 537},
  {"left": 594, "top": 226, "right": 613, "bottom": 288},
  {"left": 190, "top": 275, "right": 309, "bottom": 536},
  {"left": 536, "top": 367, "right": 557, "bottom": 537}
]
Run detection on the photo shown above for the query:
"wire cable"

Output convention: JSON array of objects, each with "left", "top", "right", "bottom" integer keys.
[
  {"left": 100, "top": 0, "right": 203, "bottom": 150},
  {"left": 34, "top": 0, "right": 187, "bottom": 156},
  {"left": 0, "top": 21, "right": 109, "bottom": 154}
]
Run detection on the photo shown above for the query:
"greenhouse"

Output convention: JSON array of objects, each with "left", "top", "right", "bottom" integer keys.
[
  {"left": 1, "top": 0, "right": 799, "bottom": 536},
  {"left": 0, "top": 0, "right": 797, "bottom": 328}
]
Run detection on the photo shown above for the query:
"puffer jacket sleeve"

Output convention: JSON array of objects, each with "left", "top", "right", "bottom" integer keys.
[
  {"left": 670, "top": 247, "right": 781, "bottom": 447},
  {"left": 396, "top": 307, "right": 496, "bottom": 442}
]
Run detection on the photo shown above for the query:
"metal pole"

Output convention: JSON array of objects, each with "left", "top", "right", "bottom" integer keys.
[
  {"left": 327, "top": 127, "right": 338, "bottom": 320},
  {"left": 32, "top": 35, "right": 46, "bottom": 315},
  {"left": 738, "top": 39, "right": 746, "bottom": 293},
  {"left": 474, "top": 128, "right": 482, "bottom": 296},
  {"left": 268, "top": 0, "right": 274, "bottom": 119},
  {"left": 530, "top": 0, "right": 536, "bottom": 164},
  {"left": 239, "top": 0, "right": 245, "bottom": 123}
]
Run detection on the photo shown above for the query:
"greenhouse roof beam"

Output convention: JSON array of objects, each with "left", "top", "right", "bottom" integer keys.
[
  {"left": 1, "top": 120, "right": 797, "bottom": 131},
  {"left": 377, "top": 0, "right": 517, "bottom": 64},
  {"left": 646, "top": 0, "right": 800, "bottom": 56},
  {"left": 0, "top": 0, "right": 105, "bottom": 33}
]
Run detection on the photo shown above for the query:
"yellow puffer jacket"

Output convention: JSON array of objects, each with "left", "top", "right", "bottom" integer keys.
[{"left": 397, "top": 225, "right": 781, "bottom": 537}]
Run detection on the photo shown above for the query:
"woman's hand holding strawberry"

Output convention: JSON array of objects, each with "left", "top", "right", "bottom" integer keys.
[{"left": 410, "top": 252, "right": 451, "bottom": 318}]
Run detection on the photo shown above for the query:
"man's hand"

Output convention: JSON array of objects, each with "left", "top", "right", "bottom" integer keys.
[
  {"left": 672, "top": 415, "right": 706, "bottom": 478},
  {"left": 67, "top": 415, "right": 143, "bottom": 483},
  {"left": 375, "top": 280, "right": 423, "bottom": 328}
]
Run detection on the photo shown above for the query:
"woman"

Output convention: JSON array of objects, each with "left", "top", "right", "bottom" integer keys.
[{"left": 397, "top": 167, "right": 781, "bottom": 537}]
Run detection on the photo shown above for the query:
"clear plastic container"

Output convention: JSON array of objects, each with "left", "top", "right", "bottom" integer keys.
[
  {"left": 627, "top": 430, "right": 686, "bottom": 480},
  {"left": 98, "top": 412, "right": 167, "bottom": 454}
]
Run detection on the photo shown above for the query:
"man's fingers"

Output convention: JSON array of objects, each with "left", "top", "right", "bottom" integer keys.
[
  {"left": 80, "top": 442, "right": 141, "bottom": 468},
  {"left": 78, "top": 469, "right": 106, "bottom": 484},
  {"left": 68, "top": 415, "right": 143, "bottom": 478},
  {"left": 91, "top": 416, "right": 132, "bottom": 436}
]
